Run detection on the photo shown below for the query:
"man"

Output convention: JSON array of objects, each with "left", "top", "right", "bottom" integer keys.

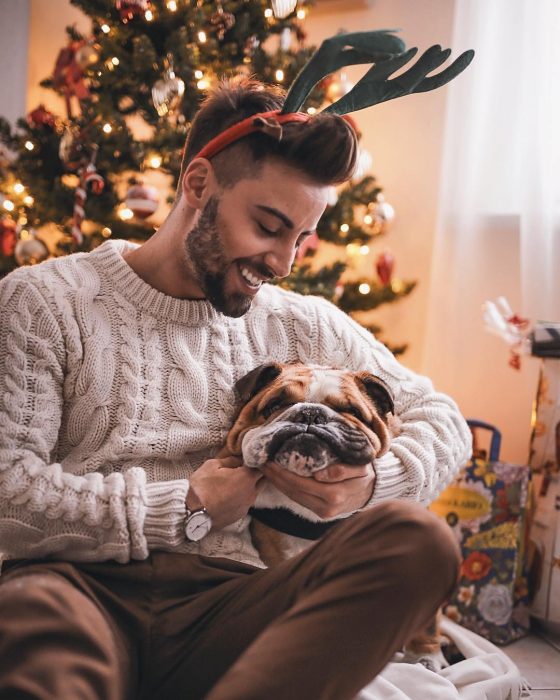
[{"left": 0, "top": 78, "right": 471, "bottom": 699}]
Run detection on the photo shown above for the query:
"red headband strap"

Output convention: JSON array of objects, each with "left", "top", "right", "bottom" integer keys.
[{"left": 193, "top": 109, "right": 311, "bottom": 161}]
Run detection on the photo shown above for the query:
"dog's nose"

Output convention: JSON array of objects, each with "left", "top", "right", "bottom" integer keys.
[{"left": 294, "top": 406, "right": 328, "bottom": 425}]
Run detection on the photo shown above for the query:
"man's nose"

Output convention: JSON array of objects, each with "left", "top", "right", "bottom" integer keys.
[{"left": 264, "top": 243, "right": 296, "bottom": 279}]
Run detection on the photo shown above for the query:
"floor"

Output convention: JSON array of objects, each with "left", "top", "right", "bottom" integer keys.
[{"left": 502, "top": 621, "right": 560, "bottom": 699}]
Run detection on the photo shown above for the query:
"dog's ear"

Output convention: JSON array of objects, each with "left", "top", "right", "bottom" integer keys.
[
  {"left": 235, "top": 363, "right": 283, "bottom": 403},
  {"left": 355, "top": 373, "right": 395, "bottom": 417}
]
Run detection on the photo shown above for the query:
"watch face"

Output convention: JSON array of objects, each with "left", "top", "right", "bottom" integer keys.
[{"left": 185, "top": 511, "right": 212, "bottom": 542}]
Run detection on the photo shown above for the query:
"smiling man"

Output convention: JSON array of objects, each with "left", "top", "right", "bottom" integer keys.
[{"left": 0, "top": 78, "right": 471, "bottom": 700}]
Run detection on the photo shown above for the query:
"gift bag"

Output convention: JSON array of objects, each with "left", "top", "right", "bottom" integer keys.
[
  {"left": 429, "top": 420, "right": 532, "bottom": 645},
  {"left": 527, "top": 357, "right": 560, "bottom": 625}
]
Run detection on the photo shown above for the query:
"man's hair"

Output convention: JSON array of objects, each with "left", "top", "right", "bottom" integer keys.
[{"left": 177, "top": 77, "right": 358, "bottom": 195}]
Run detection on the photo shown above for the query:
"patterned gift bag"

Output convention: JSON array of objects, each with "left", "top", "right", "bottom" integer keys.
[{"left": 429, "top": 420, "right": 532, "bottom": 645}]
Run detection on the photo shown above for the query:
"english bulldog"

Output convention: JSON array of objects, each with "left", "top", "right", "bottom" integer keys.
[{"left": 222, "top": 361, "right": 448, "bottom": 671}]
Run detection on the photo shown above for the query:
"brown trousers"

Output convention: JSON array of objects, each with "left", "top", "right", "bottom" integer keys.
[{"left": 0, "top": 501, "right": 460, "bottom": 700}]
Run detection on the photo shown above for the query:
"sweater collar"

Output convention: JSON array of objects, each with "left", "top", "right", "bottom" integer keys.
[{"left": 91, "top": 239, "right": 226, "bottom": 325}]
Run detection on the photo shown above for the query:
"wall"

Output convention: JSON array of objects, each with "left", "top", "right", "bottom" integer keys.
[{"left": 4, "top": 0, "right": 537, "bottom": 463}]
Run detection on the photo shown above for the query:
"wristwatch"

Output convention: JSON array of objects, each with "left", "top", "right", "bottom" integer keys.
[{"left": 184, "top": 505, "right": 213, "bottom": 542}]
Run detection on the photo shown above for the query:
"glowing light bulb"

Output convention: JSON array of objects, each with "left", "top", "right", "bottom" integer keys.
[
  {"left": 264, "top": 9, "right": 273, "bottom": 18},
  {"left": 145, "top": 10, "right": 154, "bottom": 21},
  {"left": 359, "top": 283, "right": 371, "bottom": 295},
  {"left": 118, "top": 207, "right": 134, "bottom": 221},
  {"left": 360, "top": 245, "right": 369, "bottom": 255},
  {"left": 297, "top": 9, "right": 306, "bottom": 19},
  {"left": 197, "top": 79, "right": 210, "bottom": 90},
  {"left": 363, "top": 214, "right": 373, "bottom": 225},
  {"left": 102, "top": 123, "right": 112, "bottom": 134},
  {"left": 275, "top": 69, "right": 284, "bottom": 82},
  {"left": 340, "top": 223, "right": 349, "bottom": 233},
  {"left": 194, "top": 70, "right": 203, "bottom": 79},
  {"left": 148, "top": 154, "right": 162, "bottom": 168},
  {"left": 24, "top": 195, "right": 34, "bottom": 206},
  {"left": 13, "top": 183, "right": 25, "bottom": 194},
  {"left": 102, "top": 227, "right": 112, "bottom": 237},
  {"left": 306, "top": 107, "right": 317, "bottom": 115},
  {"left": 2, "top": 200, "right": 14, "bottom": 212},
  {"left": 101, "top": 24, "right": 110, "bottom": 34},
  {"left": 167, "top": 1, "right": 177, "bottom": 11},
  {"left": 25, "top": 141, "right": 34, "bottom": 151},
  {"left": 111, "top": 57, "right": 120, "bottom": 66},
  {"left": 198, "top": 31, "right": 207, "bottom": 43}
]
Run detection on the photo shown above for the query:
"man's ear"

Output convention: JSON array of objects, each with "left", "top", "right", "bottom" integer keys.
[{"left": 182, "top": 158, "right": 217, "bottom": 209}]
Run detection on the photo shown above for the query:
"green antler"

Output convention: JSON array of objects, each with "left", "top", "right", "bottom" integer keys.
[
  {"left": 323, "top": 44, "right": 475, "bottom": 116},
  {"left": 281, "top": 30, "right": 407, "bottom": 114},
  {"left": 281, "top": 30, "right": 475, "bottom": 116}
]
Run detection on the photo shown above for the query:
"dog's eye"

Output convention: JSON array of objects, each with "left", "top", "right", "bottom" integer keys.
[{"left": 344, "top": 406, "right": 365, "bottom": 422}]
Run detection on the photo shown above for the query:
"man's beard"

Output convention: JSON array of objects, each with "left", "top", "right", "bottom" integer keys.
[{"left": 185, "top": 195, "right": 253, "bottom": 318}]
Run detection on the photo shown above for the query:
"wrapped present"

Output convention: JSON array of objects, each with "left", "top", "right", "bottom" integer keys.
[
  {"left": 429, "top": 420, "right": 532, "bottom": 645},
  {"left": 527, "top": 357, "right": 560, "bottom": 625}
]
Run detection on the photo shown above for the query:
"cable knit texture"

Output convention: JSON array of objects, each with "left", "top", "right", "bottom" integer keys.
[{"left": 0, "top": 239, "right": 472, "bottom": 567}]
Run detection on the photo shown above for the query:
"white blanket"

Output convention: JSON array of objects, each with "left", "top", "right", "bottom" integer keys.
[{"left": 356, "top": 618, "right": 531, "bottom": 700}]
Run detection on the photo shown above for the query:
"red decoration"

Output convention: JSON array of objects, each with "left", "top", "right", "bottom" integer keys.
[
  {"left": 125, "top": 181, "right": 159, "bottom": 219},
  {"left": 116, "top": 0, "right": 150, "bottom": 23},
  {"left": 0, "top": 218, "right": 17, "bottom": 257},
  {"left": 210, "top": 5, "right": 236, "bottom": 41},
  {"left": 295, "top": 230, "right": 319, "bottom": 261},
  {"left": 375, "top": 250, "right": 394, "bottom": 286},
  {"left": 27, "top": 105, "right": 56, "bottom": 130},
  {"left": 460, "top": 551, "right": 493, "bottom": 581},
  {"left": 72, "top": 147, "right": 105, "bottom": 245},
  {"left": 52, "top": 40, "right": 90, "bottom": 118}
]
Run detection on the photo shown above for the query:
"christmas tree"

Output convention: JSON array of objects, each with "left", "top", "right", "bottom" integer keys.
[{"left": 0, "top": 0, "right": 415, "bottom": 353}]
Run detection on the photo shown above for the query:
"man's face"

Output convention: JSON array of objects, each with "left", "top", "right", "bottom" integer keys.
[{"left": 183, "top": 159, "right": 330, "bottom": 318}]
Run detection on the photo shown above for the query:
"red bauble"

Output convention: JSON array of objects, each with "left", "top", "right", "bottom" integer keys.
[
  {"left": 0, "top": 218, "right": 17, "bottom": 257},
  {"left": 116, "top": 0, "right": 150, "bottom": 23},
  {"left": 375, "top": 250, "right": 394, "bottom": 286},
  {"left": 125, "top": 182, "right": 159, "bottom": 219},
  {"left": 27, "top": 105, "right": 56, "bottom": 129}
]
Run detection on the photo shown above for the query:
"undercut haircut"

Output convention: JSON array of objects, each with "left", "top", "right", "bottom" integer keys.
[{"left": 177, "top": 76, "right": 358, "bottom": 196}]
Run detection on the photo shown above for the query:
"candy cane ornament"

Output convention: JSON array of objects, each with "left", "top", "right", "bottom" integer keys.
[{"left": 72, "top": 148, "right": 104, "bottom": 245}]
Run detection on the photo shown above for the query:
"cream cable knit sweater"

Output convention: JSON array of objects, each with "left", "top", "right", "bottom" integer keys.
[{"left": 0, "top": 239, "right": 471, "bottom": 568}]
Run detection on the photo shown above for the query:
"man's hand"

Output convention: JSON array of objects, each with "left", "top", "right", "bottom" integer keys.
[
  {"left": 188, "top": 456, "right": 263, "bottom": 530},
  {"left": 260, "top": 462, "right": 376, "bottom": 519}
]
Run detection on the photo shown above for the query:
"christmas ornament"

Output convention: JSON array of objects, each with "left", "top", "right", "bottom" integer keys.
[
  {"left": 75, "top": 41, "right": 100, "bottom": 70},
  {"left": 210, "top": 4, "right": 236, "bottom": 41},
  {"left": 280, "top": 27, "right": 292, "bottom": 52},
  {"left": 271, "top": 0, "right": 297, "bottom": 19},
  {"left": 244, "top": 35, "right": 260, "bottom": 59},
  {"left": 125, "top": 181, "right": 159, "bottom": 219},
  {"left": 52, "top": 41, "right": 90, "bottom": 118},
  {"left": 26, "top": 105, "right": 56, "bottom": 129},
  {"left": 368, "top": 194, "right": 395, "bottom": 232},
  {"left": 59, "top": 126, "right": 90, "bottom": 171},
  {"left": 326, "top": 72, "right": 354, "bottom": 103},
  {"left": 376, "top": 250, "right": 394, "bottom": 286},
  {"left": 116, "top": 0, "right": 150, "bottom": 23},
  {"left": 352, "top": 147, "right": 373, "bottom": 180},
  {"left": 72, "top": 147, "right": 105, "bottom": 245},
  {"left": 14, "top": 233, "right": 49, "bottom": 267},
  {"left": 0, "top": 217, "right": 17, "bottom": 257},
  {"left": 152, "top": 62, "right": 185, "bottom": 117}
]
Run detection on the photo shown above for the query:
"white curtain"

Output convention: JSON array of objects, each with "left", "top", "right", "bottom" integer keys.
[{"left": 421, "top": 0, "right": 559, "bottom": 460}]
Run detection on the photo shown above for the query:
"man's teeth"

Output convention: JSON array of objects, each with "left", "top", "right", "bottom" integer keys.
[{"left": 240, "top": 266, "right": 262, "bottom": 287}]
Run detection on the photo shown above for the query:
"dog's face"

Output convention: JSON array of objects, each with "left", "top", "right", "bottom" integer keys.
[{"left": 226, "top": 362, "right": 395, "bottom": 476}]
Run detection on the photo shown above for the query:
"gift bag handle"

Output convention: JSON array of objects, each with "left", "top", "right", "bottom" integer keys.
[{"left": 466, "top": 419, "right": 502, "bottom": 462}]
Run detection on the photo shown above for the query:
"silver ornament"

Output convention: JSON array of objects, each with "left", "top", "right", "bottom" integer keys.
[
  {"left": 152, "top": 68, "right": 185, "bottom": 117},
  {"left": 280, "top": 27, "right": 292, "bottom": 52},
  {"left": 271, "top": 0, "right": 297, "bottom": 19},
  {"left": 14, "top": 234, "right": 49, "bottom": 266}
]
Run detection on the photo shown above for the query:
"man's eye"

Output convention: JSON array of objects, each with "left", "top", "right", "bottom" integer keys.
[{"left": 258, "top": 223, "right": 278, "bottom": 236}]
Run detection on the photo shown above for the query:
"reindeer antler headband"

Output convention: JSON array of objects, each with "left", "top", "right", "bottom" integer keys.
[{"left": 193, "top": 30, "right": 474, "bottom": 161}]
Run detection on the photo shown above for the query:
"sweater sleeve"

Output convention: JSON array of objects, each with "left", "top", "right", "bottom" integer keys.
[
  {"left": 0, "top": 274, "right": 189, "bottom": 564},
  {"left": 311, "top": 297, "right": 472, "bottom": 505}
]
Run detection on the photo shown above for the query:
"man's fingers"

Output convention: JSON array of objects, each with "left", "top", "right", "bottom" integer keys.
[{"left": 313, "top": 463, "right": 373, "bottom": 482}]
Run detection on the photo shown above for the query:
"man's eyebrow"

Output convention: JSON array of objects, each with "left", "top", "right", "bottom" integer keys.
[{"left": 256, "top": 205, "right": 294, "bottom": 229}]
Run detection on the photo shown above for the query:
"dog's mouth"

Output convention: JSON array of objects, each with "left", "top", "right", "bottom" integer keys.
[{"left": 267, "top": 422, "right": 374, "bottom": 467}]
